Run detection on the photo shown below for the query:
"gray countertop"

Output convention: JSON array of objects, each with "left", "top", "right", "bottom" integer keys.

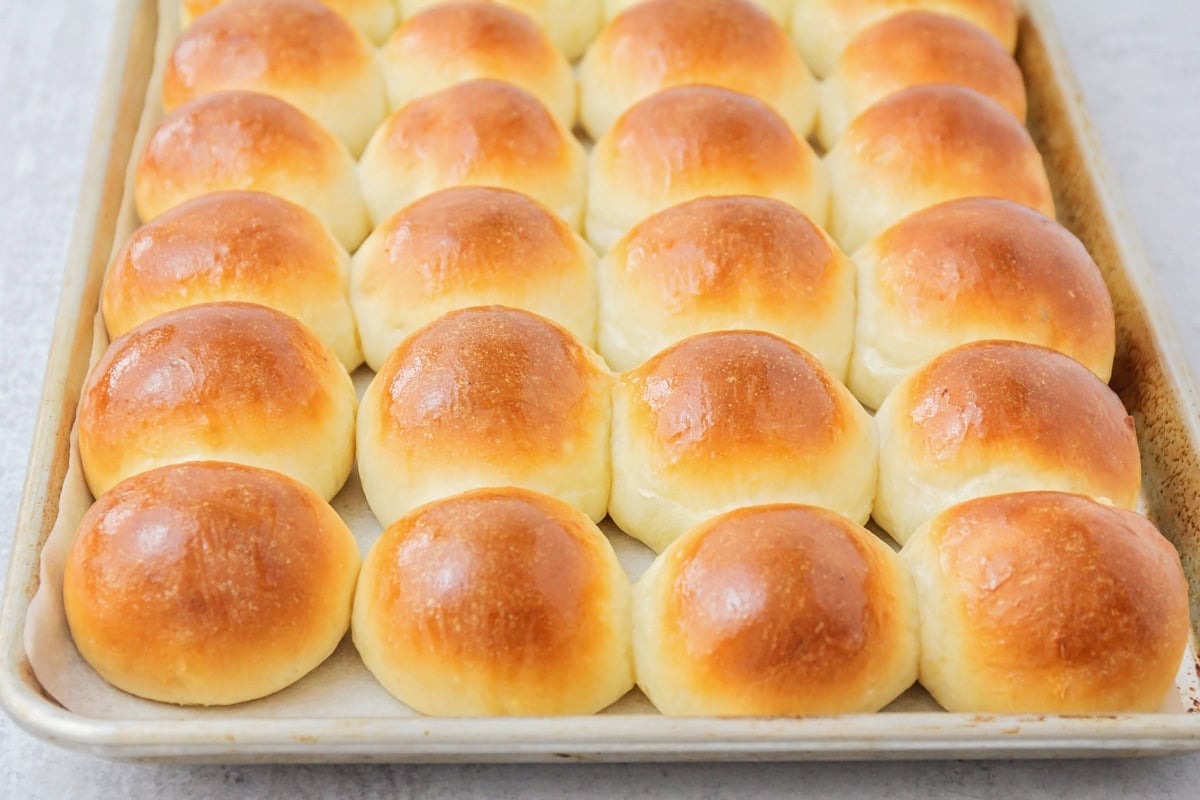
[{"left": 2, "top": 1, "right": 1198, "bottom": 796}]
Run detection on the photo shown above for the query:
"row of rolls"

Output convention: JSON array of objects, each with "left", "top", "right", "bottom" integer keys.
[
  {"left": 63, "top": 0, "right": 1192, "bottom": 718},
  {"left": 142, "top": 0, "right": 1041, "bottom": 255}
]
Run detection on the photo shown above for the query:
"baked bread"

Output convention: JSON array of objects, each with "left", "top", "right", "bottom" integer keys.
[
  {"left": 634, "top": 504, "right": 918, "bottom": 715},
  {"left": 848, "top": 197, "right": 1115, "bottom": 409},
  {"left": 353, "top": 487, "right": 633, "bottom": 716},
  {"left": 358, "top": 79, "right": 586, "bottom": 229},
  {"left": 598, "top": 195, "right": 853, "bottom": 376},
  {"left": 825, "top": 84, "right": 1054, "bottom": 253},
  {"left": 182, "top": 0, "right": 398, "bottom": 44},
  {"left": 587, "top": 85, "right": 827, "bottom": 253},
  {"left": 610, "top": 330, "right": 877, "bottom": 552},
  {"left": 793, "top": 0, "right": 1019, "bottom": 78},
  {"left": 579, "top": 0, "right": 816, "bottom": 140},
  {"left": 134, "top": 91, "right": 370, "bottom": 250},
  {"left": 357, "top": 306, "right": 612, "bottom": 527},
  {"left": 351, "top": 187, "right": 597, "bottom": 371},
  {"left": 78, "top": 302, "right": 357, "bottom": 501},
  {"left": 103, "top": 190, "right": 362, "bottom": 371},
  {"left": 63, "top": 461, "right": 361, "bottom": 706},
  {"left": 605, "top": 0, "right": 792, "bottom": 26},
  {"left": 398, "top": 0, "right": 603, "bottom": 60},
  {"left": 381, "top": 2, "right": 576, "bottom": 126},
  {"left": 902, "top": 492, "right": 1189, "bottom": 713},
  {"left": 164, "top": 0, "right": 388, "bottom": 156},
  {"left": 818, "top": 11, "right": 1026, "bottom": 149},
  {"left": 874, "top": 341, "right": 1141, "bottom": 545}
]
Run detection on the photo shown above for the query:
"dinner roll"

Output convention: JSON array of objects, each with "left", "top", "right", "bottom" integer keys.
[
  {"left": 599, "top": 195, "right": 853, "bottom": 376},
  {"left": 579, "top": 0, "right": 816, "bottom": 140},
  {"left": 164, "top": 0, "right": 387, "bottom": 156},
  {"left": 902, "top": 492, "right": 1190, "bottom": 713},
  {"left": 605, "top": 0, "right": 791, "bottom": 26},
  {"left": 381, "top": 2, "right": 575, "bottom": 126},
  {"left": 134, "top": 91, "right": 369, "bottom": 250},
  {"left": 635, "top": 504, "right": 918, "bottom": 715},
  {"left": 399, "top": 0, "right": 602, "bottom": 60},
  {"left": 793, "top": 0, "right": 1019, "bottom": 78},
  {"left": 351, "top": 187, "right": 597, "bottom": 371},
  {"left": 358, "top": 80, "right": 586, "bottom": 229},
  {"left": 357, "top": 306, "right": 611, "bottom": 528},
  {"left": 818, "top": 11, "right": 1026, "bottom": 149},
  {"left": 182, "top": 0, "right": 398, "bottom": 44},
  {"left": 848, "top": 198, "right": 1115, "bottom": 409},
  {"left": 875, "top": 341, "right": 1141, "bottom": 546},
  {"left": 78, "top": 302, "right": 357, "bottom": 501},
  {"left": 587, "top": 86, "right": 827, "bottom": 253},
  {"left": 64, "top": 462, "right": 361, "bottom": 706},
  {"left": 826, "top": 84, "right": 1054, "bottom": 253},
  {"left": 610, "top": 331, "right": 877, "bottom": 552},
  {"left": 103, "top": 191, "right": 362, "bottom": 370},
  {"left": 354, "top": 487, "right": 633, "bottom": 716}
]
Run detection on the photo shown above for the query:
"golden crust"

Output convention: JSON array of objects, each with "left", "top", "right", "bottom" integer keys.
[
  {"left": 647, "top": 504, "right": 917, "bottom": 714},
  {"left": 903, "top": 341, "right": 1139, "bottom": 499},
  {"left": 353, "top": 487, "right": 632, "bottom": 715},
  {"left": 358, "top": 187, "right": 584, "bottom": 300},
  {"left": 78, "top": 302, "right": 355, "bottom": 499},
  {"left": 602, "top": 86, "right": 814, "bottom": 200},
  {"left": 609, "top": 196, "right": 841, "bottom": 317},
  {"left": 622, "top": 331, "right": 852, "bottom": 474},
  {"left": 909, "top": 492, "right": 1190, "bottom": 713},
  {"left": 101, "top": 191, "right": 359, "bottom": 367},
  {"left": 581, "top": 0, "right": 814, "bottom": 136},
  {"left": 63, "top": 461, "right": 360, "bottom": 706},
  {"left": 845, "top": 84, "right": 1050, "bottom": 209},
  {"left": 370, "top": 306, "right": 608, "bottom": 461},
  {"left": 165, "top": 0, "right": 371, "bottom": 109},
  {"left": 872, "top": 197, "right": 1114, "bottom": 378}
]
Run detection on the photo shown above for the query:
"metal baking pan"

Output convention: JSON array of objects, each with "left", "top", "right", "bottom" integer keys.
[{"left": 3, "top": 0, "right": 1200, "bottom": 762}]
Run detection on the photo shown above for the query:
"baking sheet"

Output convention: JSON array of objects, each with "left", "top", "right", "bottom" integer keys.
[{"left": 3, "top": 0, "right": 1200, "bottom": 761}]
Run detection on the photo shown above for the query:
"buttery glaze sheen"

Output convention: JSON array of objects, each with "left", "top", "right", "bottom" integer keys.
[
  {"left": 352, "top": 487, "right": 633, "bottom": 715},
  {"left": 635, "top": 504, "right": 919, "bottom": 715},
  {"left": 625, "top": 331, "right": 848, "bottom": 469},
  {"left": 905, "top": 492, "right": 1191, "bottom": 713},
  {"left": 63, "top": 461, "right": 360, "bottom": 706}
]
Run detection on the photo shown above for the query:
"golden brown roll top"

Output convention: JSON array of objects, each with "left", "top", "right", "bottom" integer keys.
[
  {"left": 902, "top": 492, "right": 1190, "bottom": 713},
  {"left": 64, "top": 461, "right": 361, "bottom": 706},
  {"left": 351, "top": 187, "right": 597, "bottom": 371},
  {"left": 358, "top": 79, "right": 586, "bottom": 229},
  {"left": 134, "top": 91, "right": 369, "bottom": 250},
  {"left": 849, "top": 197, "right": 1115, "bottom": 409},
  {"left": 579, "top": 0, "right": 816, "bottom": 140},
  {"left": 382, "top": 2, "right": 576, "bottom": 127},
  {"left": 357, "top": 306, "right": 612, "bottom": 528},
  {"left": 164, "top": 0, "right": 387, "bottom": 156},
  {"left": 352, "top": 487, "right": 633, "bottom": 716},
  {"left": 587, "top": 85, "right": 827, "bottom": 253},
  {"left": 610, "top": 330, "right": 877, "bottom": 552},
  {"left": 182, "top": 0, "right": 398, "bottom": 44},
  {"left": 103, "top": 190, "right": 362, "bottom": 370},
  {"left": 78, "top": 302, "right": 357, "bottom": 501},
  {"left": 399, "top": 0, "right": 603, "bottom": 60},
  {"left": 599, "top": 195, "right": 853, "bottom": 375},
  {"left": 793, "top": 0, "right": 1019, "bottom": 77},
  {"left": 826, "top": 84, "right": 1054, "bottom": 253},
  {"left": 605, "top": 0, "right": 792, "bottom": 26},
  {"left": 635, "top": 504, "right": 919, "bottom": 715},
  {"left": 818, "top": 11, "right": 1026, "bottom": 149},
  {"left": 874, "top": 341, "right": 1141, "bottom": 545}
]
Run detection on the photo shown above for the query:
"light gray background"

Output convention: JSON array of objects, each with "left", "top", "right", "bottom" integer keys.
[{"left": 2, "top": 1, "right": 1198, "bottom": 796}]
